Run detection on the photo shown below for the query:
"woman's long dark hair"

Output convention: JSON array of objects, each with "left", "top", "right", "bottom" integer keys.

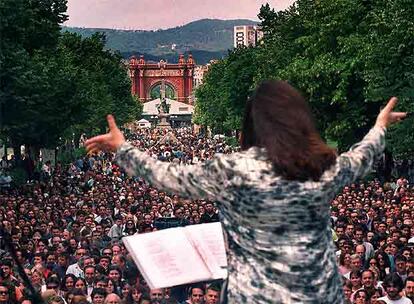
[{"left": 241, "top": 80, "right": 337, "bottom": 181}]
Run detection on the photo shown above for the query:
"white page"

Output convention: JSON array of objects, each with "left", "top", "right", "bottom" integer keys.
[
  {"left": 184, "top": 222, "right": 228, "bottom": 279},
  {"left": 123, "top": 227, "right": 213, "bottom": 289}
]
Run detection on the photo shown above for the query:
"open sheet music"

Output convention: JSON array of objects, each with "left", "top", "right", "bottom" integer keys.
[{"left": 123, "top": 222, "right": 228, "bottom": 289}]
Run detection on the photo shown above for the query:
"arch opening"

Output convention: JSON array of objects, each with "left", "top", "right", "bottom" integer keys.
[{"left": 149, "top": 82, "right": 176, "bottom": 100}]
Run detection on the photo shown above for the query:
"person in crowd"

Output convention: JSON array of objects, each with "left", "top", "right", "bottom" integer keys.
[
  {"left": 360, "top": 270, "right": 376, "bottom": 294},
  {"left": 180, "top": 284, "right": 205, "bottom": 304},
  {"left": 149, "top": 288, "right": 165, "bottom": 304},
  {"left": 84, "top": 265, "right": 96, "bottom": 296},
  {"left": 0, "top": 281, "right": 17, "bottom": 304},
  {"left": 343, "top": 281, "right": 353, "bottom": 304},
  {"left": 375, "top": 251, "right": 392, "bottom": 281},
  {"left": 0, "top": 259, "right": 23, "bottom": 300},
  {"left": 370, "top": 288, "right": 384, "bottom": 304},
  {"left": 200, "top": 202, "right": 219, "bottom": 224},
  {"left": 378, "top": 273, "right": 412, "bottom": 304},
  {"left": 106, "top": 279, "right": 119, "bottom": 297},
  {"left": 31, "top": 268, "right": 46, "bottom": 292},
  {"left": 339, "top": 252, "right": 353, "bottom": 276},
  {"left": 108, "top": 216, "right": 124, "bottom": 240},
  {"left": 91, "top": 288, "right": 107, "bottom": 304},
  {"left": 353, "top": 289, "right": 369, "bottom": 304},
  {"left": 123, "top": 220, "right": 137, "bottom": 236},
  {"left": 104, "top": 293, "right": 121, "bottom": 304},
  {"left": 349, "top": 271, "right": 363, "bottom": 293},
  {"left": 354, "top": 227, "right": 375, "bottom": 261},
  {"left": 204, "top": 284, "right": 220, "bottom": 304},
  {"left": 70, "top": 289, "right": 89, "bottom": 304},
  {"left": 66, "top": 248, "right": 87, "bottom": 278},
  {"left": 124, "top": 286, "right": 144, "bottom": 304},
  {"left": 45, "top": 276, "right": 61, "bottom": 294},
  {"left": 405, "top": 276, "right": 414, "bottom": 302},
  {"left": 61, "top": 274, "right": 77, "bottom": 297},
  {"left": 119, "top": 282, "right": 131, "bottom": 300},
  {"left": 74, "top": 277, "right": 88, "bottom": 296},
  {"left": 53, "top": 253, "right": 69, "bottom": 279},
  {"left": 395, "top": 255, "right": 408, "bottom": 281}
]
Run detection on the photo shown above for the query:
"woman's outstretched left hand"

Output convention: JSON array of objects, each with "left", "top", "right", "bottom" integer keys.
[
  {"left": 84, "top": 115, "right": 126, "bottom": 154},
  {"left": 375, "top": 97, "right": 407, "bottom": 128}
]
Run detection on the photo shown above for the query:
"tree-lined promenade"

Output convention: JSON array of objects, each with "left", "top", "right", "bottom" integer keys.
[
  {"left": 2, "top": 0, "right": 413, "bottom": 160},
  {"left": 1, "top": 0, "right": 414, "bottom": 303}
]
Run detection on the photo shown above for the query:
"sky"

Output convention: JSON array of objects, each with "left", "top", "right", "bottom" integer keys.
[{"left": 65, "top": 0, "right": 295, "bottom": 30}]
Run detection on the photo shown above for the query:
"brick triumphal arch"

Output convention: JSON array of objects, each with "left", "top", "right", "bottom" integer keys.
[{"left": 129, "top": 54, "right": 195, "bottom": 104}]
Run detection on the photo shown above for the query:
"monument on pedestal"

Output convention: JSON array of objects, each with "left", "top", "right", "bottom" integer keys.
[{"left": 156, "top": 79, "right": 172, "bottom": 129}]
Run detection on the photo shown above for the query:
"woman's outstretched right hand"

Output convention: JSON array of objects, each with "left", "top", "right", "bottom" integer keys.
[
  {"left": 375, "top": 97, "right": 407, "bottom": 128},
  {"left": 84, "top": 115, "right": 126, "bottom": 154}
]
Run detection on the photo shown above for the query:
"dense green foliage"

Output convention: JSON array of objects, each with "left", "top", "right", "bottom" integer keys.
[
  {"left": 64, "top": 19, "right": 257, "bottom": 64},
  {"left": 194, "top": 47, "right": 257, "bottom": 133},
  {"left": 195, "top": 1, "right": 414, "bottom": 156},
  {"left": 57, "top": 32, "right": 142, "bottom": 143},
  {"left": 0, "top": 0, "right": 141, "bottom": 154}
]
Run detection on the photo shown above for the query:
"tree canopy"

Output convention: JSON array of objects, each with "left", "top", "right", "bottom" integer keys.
[
  {"left": 193, "top": 46, "right": 257, "bottom": 133},
  {"left": 195, "top": 0, "right": 414, "bottom": 155},
  {"left": 0, "top": 0, "right": 141, "bottom": 152}
]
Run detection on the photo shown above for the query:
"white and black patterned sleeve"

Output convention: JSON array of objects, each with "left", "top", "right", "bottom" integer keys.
[
  {"left": 336, "top": 126, "right": 386, "bottom": 187},
  {"left": 115, "top": 143, "right": 234, "bottom": 200}
]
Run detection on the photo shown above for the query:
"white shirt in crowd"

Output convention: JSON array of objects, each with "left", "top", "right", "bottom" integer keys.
[
  {"left": 66, "top": 262, "right": 84, "bottom": 278},
  {"left": 377, "top": 296, "right": 412, "bottom": 304}
]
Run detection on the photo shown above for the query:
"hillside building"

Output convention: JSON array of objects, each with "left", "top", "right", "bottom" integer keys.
[{"left": 233, "top": 25, "right": 263, "bottom": 48}]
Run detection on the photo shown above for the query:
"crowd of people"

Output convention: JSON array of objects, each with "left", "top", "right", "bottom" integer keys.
[
  {"left": 332, "top": 177, "right": 414, "bottom": 304},
  {"left": 0, "top": 127, "right": 233, "bottom": 304},
  {"left": 0, "top": 126, "right": 414, "bottom": 304}
]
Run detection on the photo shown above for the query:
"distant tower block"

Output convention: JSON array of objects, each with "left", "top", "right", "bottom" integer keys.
[
  {"left": 129, "top": 55, "right": 195, "bottom": 104},
  {"left": 234, "top": 25, "right": 263, "bottom": 48}
]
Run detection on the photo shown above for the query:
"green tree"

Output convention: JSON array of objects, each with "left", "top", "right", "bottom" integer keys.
[
  {"left": 194, "top": 46, "right": 257, "bottom": 133},
  {"left": 362, "top": 0, "right": 414, "bottom": 157},
  {"left": 256, "top": 0, "right": 414, "bottom": 154},
  {"left": 0, "top": 0, "right": 141, "bottom": 158},
  {"left": 0, "top": 0, "right": 69, "bottom": 156},
  {"left": 196, "top": 0, "right": 414, "bottom": 156},
  {"left": 2, "top": 49, "right": 82, "bottom": 150},
  {"left": 194, "top": 59, "right": 228, "bottom": 133},
  {"left": 58, "top": 32, "right": 141, "bottom": 144}
]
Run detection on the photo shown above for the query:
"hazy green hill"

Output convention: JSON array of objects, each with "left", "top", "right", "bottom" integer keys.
[{"left": 63, "top": 19, "right": 257, "bottom": 64}]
